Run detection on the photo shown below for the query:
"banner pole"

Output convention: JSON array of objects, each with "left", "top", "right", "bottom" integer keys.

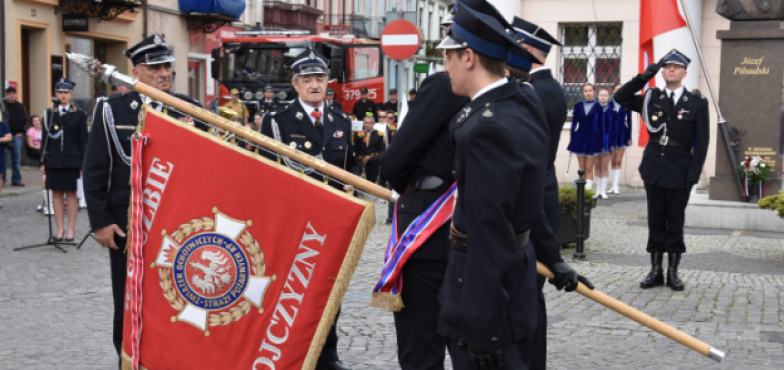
[
  {"left": 66, "top": 53, "right": 395, "bottom": 201},
  {"left": 68, "top": 52, "right": 725, "bottom": 362},
  {"left": 537, "top": 262, "right": 724, "bottom": 362}
]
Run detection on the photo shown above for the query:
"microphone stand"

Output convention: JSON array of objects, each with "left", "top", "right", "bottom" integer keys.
[{"left": 14, "top": 99, "right": 72, "bottom": 253}]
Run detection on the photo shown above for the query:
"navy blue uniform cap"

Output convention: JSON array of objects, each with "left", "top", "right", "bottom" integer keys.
[
  {"left": 54, "top": 78, "right": 76, "bottom": 92},
  {"left": 506, "top": 43, "right": 541, "bottom": 71},
  {"left": 437, "top": 5, "right": 516, "bottom": 61},
  {"left": 510, "top": 17, "right": 561, "bottom": 53},
  {"left": 124, "top": 34, "right": 175, "bottom": 66},
  {"left": 661, "top": 49, "right": 691, "bottom": 67},
  {"left": 289, "top": 48, "right": 329, "bottom": 75},
  {"left": 326, "top": 87, "right": 335, "bottom": 94},
  {"left": 264, "top": 85, "right": 274, "bottom": 91}
]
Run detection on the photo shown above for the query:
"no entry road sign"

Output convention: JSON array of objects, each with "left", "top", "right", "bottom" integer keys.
[{"left": 380, "top": 20, "right": 421, "bottom": 60}]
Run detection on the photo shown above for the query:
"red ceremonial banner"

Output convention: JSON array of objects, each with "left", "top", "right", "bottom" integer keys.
[{"left": 121, "top": 109, "right": 374, "bottom": 370}]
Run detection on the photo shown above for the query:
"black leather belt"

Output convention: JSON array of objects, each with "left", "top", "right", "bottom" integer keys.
[
  {"left": 408, "top": 175, "right": 444, "bottom": 191},
  {"left": 652, "top": 135, "right": 691, "bottom": 151},
  {"left": 450, "top": 225, "right": 530, "bottom": 252}
]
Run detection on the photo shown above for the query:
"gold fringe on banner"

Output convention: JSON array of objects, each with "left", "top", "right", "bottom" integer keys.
[
  {"left": 301, "top": 203, "right": 376, "bottom": 370},
  {"left": 369, "top": 292, "right": 405, "bottom": 312}
]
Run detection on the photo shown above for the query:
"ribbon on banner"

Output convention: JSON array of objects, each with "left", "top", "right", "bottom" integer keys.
[
  {"left": 127, "top": 123, "right": 150, "bottom": 370},
  {"left": 370, "top": 183, "right": 457, "bottom": 312}
]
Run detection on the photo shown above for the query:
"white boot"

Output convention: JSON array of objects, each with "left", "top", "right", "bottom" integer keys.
[
  {"left": 586, "top": 179, "right": 593, "bottom": 190},
  {"left": 592, "top": 178, "right": 601, "bottom": 199},
  {"left": 77, "top": 177, "right": 88, "bottom": 209},
  {"left": 600, "top": 177, "right": 609, "bottom": 199},
  {"left": 610, "top": 169, "right": 621, "bottom": 194},
  {"left": 42, "top": 190, "right": 54, "bottom": 215}
]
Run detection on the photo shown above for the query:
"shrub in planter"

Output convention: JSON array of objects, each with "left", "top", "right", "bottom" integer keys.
[
  {"left": 758, "top": 191, "right": 784, "bottom": 218},
  {"left": 555, "top": 186, "right": 596, "bottom": 246}
]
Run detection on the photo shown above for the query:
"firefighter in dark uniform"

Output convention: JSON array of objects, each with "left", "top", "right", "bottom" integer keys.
[
  {"left": 353, "top": 115, "right": 385, "bottom": 184},
  {"left": 352, "top": 87, "right": 378, "bottom": 122},
  {"left": 436, "top": 6, "right": 547, "bottom": 369},
  {"left": 614, "top": 49, "right": 709, "bottom": 291},
  {"left": 508, "top": 18, "right": 593, "bottom": 370},
  {"left": 380, "top": 109, "right": 397, "bottom": 224},
  {"left": 324, "top": 87, "right": 343, "bottom": 111},
  {"left": 259, "top": 85, "right": 280, "bottom": 116},
  {"left": 382, "top": 68, "right": 470, "bottom": 368},
  {"left": 259, "top": 48, "right": 353, "bottom": 370},
  {"left": 381, "top": 88, "right": 399, "bottom": 118},
  {"left": 82, "top": 34, "right": 202, "bottom": 365}
]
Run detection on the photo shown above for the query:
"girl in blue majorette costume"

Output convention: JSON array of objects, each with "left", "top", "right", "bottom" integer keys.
[
  {"left": 608, "top": 83, "right": 633, "bottom": 194},
  {"left": 567, "top": 83, "right": 603, "bottom": 189}
]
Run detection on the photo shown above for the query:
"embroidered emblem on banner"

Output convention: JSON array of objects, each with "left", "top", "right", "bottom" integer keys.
[{"left": 152, "top": 208, "right": 276, "bottom": 335}]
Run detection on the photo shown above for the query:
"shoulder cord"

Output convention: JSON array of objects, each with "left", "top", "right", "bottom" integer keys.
[
  {"left": 42, "top": 109, "right": 63, "bottom": 140},
  {"left": 641, "top": 89, "right": 667, "bottom": 136},
  {"left": 103, "top": 102, "right": 132, "bottom": 166},
  {"left": 271, "top": 117, "right": 323, "bottom": 175}
]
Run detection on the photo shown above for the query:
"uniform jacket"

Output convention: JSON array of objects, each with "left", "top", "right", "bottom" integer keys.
[
  {"left": 381, "top": 73, "right": 469, "bottom": 261},
  {"left": 259, "top": 99, "right": 280, "bottom": 115},
  {"left": 83, "top": 91, "right": 202, "bottom": 231},
  {"left": 614, "top": 75, "right": 709, "bottom": 189},
  {"left": 352, "top": 99, "right": 378, "bottom": 121},
  {"left": 439, "top": 81, "right": 548, "bottom": 353},
  {"left": 529, "top": 68, "right": 568, "bottom": 168},
  {"left": 608, "top": 100, "right": 633, "bottom": 148},
  {"left": 385, "top": 123, "right": 397, "bottom": 146},
  {"left": 324, "top": 99, "right": 342, "bottom": 112},
  {"left": 353, "top": 130, "right": 385, "bottom": 160},
  {"left": 42, "top": 105, "right": 88, "bottom": 169},
  {"left": 261, "top": 100, "right": 356, "bottom": 183}
]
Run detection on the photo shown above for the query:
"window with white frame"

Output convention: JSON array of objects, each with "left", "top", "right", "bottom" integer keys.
[{"left": 559, "top": 23, "right": 623, "bottom": 111}]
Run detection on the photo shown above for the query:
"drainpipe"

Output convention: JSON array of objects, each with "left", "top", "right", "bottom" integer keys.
[
  {"left": 143, "top": 0, "right": 148, "bottom": 38},
  {"left": 0, "top": 0, "right": 6, "bottom": 91}
]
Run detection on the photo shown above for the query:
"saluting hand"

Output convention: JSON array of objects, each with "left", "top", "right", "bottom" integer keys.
[
  {"left": 640, "top": 59, "right": 663, "bottom": 81},
  {"left": 95, "top": 224, "right": 126, "bottom": 250}
]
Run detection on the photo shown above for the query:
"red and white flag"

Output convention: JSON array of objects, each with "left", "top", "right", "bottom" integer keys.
[
  {"left": 637, "top": 0, "right": 696, "bottom": 147},
  {"left": 122, "top": 109, "right": 374, "bottom": 370}
]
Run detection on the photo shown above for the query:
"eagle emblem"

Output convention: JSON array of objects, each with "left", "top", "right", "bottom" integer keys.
[{"left": 152, "top": 208, "right": 275, "bottom": 336}]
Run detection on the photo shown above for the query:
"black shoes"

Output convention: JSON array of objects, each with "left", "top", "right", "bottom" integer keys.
[
  {"left": 11, "top": 182, "right": 24, "bottom": 187},
  {"left": 640, "top": 252, "right": 664, "bottom": 289},
  {"left": 666, "top": 253, "right": 685, "bottom": 291}
]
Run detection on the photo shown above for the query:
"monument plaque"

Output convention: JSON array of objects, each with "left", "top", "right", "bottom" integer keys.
[{"left": 711, "top": 20, "right": 784, "bottom": 200}]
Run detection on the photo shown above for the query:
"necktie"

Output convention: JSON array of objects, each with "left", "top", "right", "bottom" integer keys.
[
  {"left": 312, "top": 108, "right": 323, "bottom": 139},
  {"left": 60, "top": 107, "right": 67, "bottom": 116},
  {"left": 668, "top": 92, "right": 675, "bottom": 108},
  {"left": 151, "top": 101, "right": 161, "bottom": 111}
]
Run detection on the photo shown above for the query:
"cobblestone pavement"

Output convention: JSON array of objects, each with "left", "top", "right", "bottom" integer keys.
[{"left": 2, "top": 169, "right": 783, "bottom": 369}]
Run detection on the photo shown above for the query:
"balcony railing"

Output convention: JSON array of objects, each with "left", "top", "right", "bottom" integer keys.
[
  {"left": 322, "top": 14, "right": 385, "bottom": 39},
  {"left": 264, "top": 1, "right": 322, "bottom": 33}
]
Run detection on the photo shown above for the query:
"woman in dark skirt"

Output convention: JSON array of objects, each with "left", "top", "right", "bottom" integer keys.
[{"left": 41, "top": 78, "right": 88, "bottom": 241}]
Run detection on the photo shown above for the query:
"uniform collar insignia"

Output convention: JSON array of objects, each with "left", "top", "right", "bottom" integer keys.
[
  {"left": 659, "top": 94, "right": 665, "bottom": 100},
  {"left": 483, "top": 109, "right": 494, "bottom": 118},
  {"left": 328, "top": 114, "right": 333, "bottom": 122},
  {"left": 682, "top": 96, "right": 689, "bottom": 102},
  {"left": 295, "top": 111, "right": 304, "bottom": 121},
  {"left": 130, "top": 100, "right": 139, "bottom": 110}
]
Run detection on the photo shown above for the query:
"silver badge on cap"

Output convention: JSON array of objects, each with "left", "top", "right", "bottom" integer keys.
[
  {"left": 309, "top": 51, "right": 316, "bottom": 60},
  {"left": 296, "top": 112, "right": 304, "bottom": 121},
  {"left": 154, "top": 34, "right": 162, "bottom": 45}
]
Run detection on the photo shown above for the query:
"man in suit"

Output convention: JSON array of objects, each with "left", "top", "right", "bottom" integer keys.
[
  {"left": 259, "top": 85, "right": 280, "bottom": 116},
  {"left": 260, "top": 48, "right": 353, "bottom": 370},
  {"left": 382, "top": 69, "right": 470, "bottom": 369},
  {"left": 324, "top": 87, "right": 343, "bottom": 111},
  {"left": 509, "top": 18, "right": 592, "bottom": 370},
  {"left": 353, "top": 115, "right": 385, "bottom": 184},
  {"left": 436, "top": 5, "right": 548, "bottom": 369},
  {"left": 82, "top": 34, "right": 202, "bottom": 367},
  {"left": 615, "top": 49, "right": 710, "bottom": 291}
]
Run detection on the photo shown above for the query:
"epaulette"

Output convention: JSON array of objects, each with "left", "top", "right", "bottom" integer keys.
[
  {"left": 173, "top": 92, "right": 199, "bottom": 105},
  {"left": 357, "top": 131, "right": 365, "bottom": 138},
  {"left": 378, "top": 130, "right": 385, "bottom": 137},
  {"left": 269, "top": 104, "right": 290, "bottom": 117}
]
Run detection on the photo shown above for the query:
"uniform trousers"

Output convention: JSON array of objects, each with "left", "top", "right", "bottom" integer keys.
[
  {"left": 363, "top": 158, "right": 380, "bottom": 184},
  {"left": 108, "top": 204, "right": 130, "bottom": 359},
  {"left": 644, "top": 182, "right": 691, "bottom": 254},
  {"left": 447, "top": 338, "right": 529, "bottom": 370},
  {"left": 523, "top": 276, "right": 547, "bottom": 370}
]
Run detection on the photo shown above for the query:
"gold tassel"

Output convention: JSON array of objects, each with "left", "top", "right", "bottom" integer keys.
[
  {"left": 369, "top": 292, "right": 405, "bottom": 312},
  {"left": 301, "top": 203, "right": 375, "bottom": 370}
]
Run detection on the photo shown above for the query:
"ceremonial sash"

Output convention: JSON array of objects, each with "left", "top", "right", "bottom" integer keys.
[{"left": 370, "top": 183, "right": 457, "bottom": 312}]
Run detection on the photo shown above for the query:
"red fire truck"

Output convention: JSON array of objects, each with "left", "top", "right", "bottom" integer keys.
[{"left": 211, "top": 30, "right": 384, "bottom": 115}]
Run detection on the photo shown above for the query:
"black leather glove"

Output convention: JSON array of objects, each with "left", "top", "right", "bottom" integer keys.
[
  {"left": 548, "top": 262, "right": 594, "bottom": 292},
  {"left": 468, "top": 348, "right": 504, "bottom": 370},
  {"left": 640, "top": 60, "right": 663, "bottom": 81}
]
